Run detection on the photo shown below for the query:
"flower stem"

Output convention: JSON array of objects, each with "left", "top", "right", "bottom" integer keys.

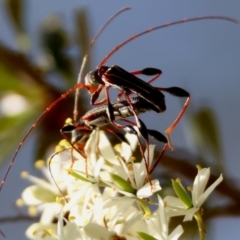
[{"left": 194, "top": 210, "right": 206, "bottom": 240}]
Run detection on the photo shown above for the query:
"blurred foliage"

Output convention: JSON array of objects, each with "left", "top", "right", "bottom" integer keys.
[
  {"left": 190, "top": 107, "right": 224, "bottom": 173},
  {"left": 4, "top": 0, "right": 24, "bottom": 32},
  {"left": 0, "top": 2, "right": 240, "bottom": 239},
  {"left": 0, "top": 1, "right": 89, "bottom": 164}
]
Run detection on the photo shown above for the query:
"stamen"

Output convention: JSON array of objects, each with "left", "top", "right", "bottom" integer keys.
[
  {"left": 35, "top": 160, "right": 45, "bottom": 169},
  {"left": 21, "top": 171, "right": 29, "bottom": 178}
]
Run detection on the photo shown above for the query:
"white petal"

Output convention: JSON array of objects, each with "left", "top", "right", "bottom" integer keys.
[
  {"left": 117, "top": 158, "right": 136, "bottom": 189},
  {"left": 183, "top": 207, "right": 199, "bottom": 221},
  {"left": 63, "top": 184, "right": 91, "bottom": 212},
  {"left": 69, "top": 205, "right": 92, "bottom": 227},
  {"left": 147, "top": 217, "right": 165, "bottom": 239},
  {"left": 192, "top": 168, "right": 210, "bottom": 204},
  {"left": 57, "top": 210, "right": 64, "bottom": 240},
  {"left": 25, "top": 223, "right": 57, "bottom": 240},
  {"left": 84, "top": 223, "right": 111, "bottom": 239},
  {"left": 103, "top": 197, "right": 135, "bottom": 210},
  {"left": 164, "top": 196, "right": 188, "bottom": 217},
  {"left": 22, "top": 185, "right": 56, "bottom": 205},
  {"left": 98, "top": 131, "right": 117, "bottom": 161},
  {"left": 132, "top": 162, "right": 145, "bottom": 189},
  {"left": 164, "top": 196, "right": 186, "bottom": 209},
  {"left": 168, "top": 225, "right": 184, "bottom": 240},
  {"left": 93, "top": 156, "right": 105, "bottom": 181},
  {"left": 64, "top": 221, "right": 83, "bottom": 240},
  {"left": 122, "top": 211, "right": 141, "bottom": 234},
  {"left": 124, "top": 132, "right": 138, "bottom": 151},
  {"left": 24, "top": 174, "right": 59, "bottom": 195},
  {"left": 116, "top": 141, "right": 133, "bottom": 162},
  {"left": 40, "top": 203, "right": 62, "bottom": 224},
  {"left": 195, "top": 174, "right": 223, "bottom": 208},
  {"left": 98, "top": 171, "right": 114, "bottom": 184},
  {"left": 159, "top": 196, "right": 168, "bottom": 230},
  {"left": 137, "top": 179, "right": 161, "bottom": 198},
  {"left": 47, "top": 151, "right": 72, "bottom": 185},
  {"left": 146, "top": 197, "right": 169, "bottom": 240},
  {"left": 82, "top": 186, "right": 99, "bottom": 216},
  {"left": 84, "top": 130, "right": 99, "bottom": 157}
]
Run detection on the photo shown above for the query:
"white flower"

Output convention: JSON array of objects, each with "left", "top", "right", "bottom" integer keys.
[
  {"left": 18, "top": 143, "right": 82, "bottom": 208},
  {"left": 26, "top": 210, "right": 84, "bottom": 240},
  {"left": 164, "top": 167, "right": 223, "bottom": 221},
  {"left": 141, "top": 196, "right": 184, "bottom": 240},
  {"left": 84, "top": 204, "right": 147, "bottom": 239},
  {"left": 25, "top": 203, "right": 64, "bottom": 240},
  {"left": 18, "top": 125, "right": 223, "bottom": 240},
  {"left": 105, "top": 143, "right": 161, "bottom": 199}
]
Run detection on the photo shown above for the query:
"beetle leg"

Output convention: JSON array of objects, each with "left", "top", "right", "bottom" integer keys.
[
  {"left": 91, "top": 85, "right": 108, "bottom": 105},
  {"left": 156, "top": 87, "right": 190, "bottom": 150}
]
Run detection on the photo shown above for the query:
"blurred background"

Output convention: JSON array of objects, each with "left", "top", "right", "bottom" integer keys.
[{"left": 0, "top": 0, "right": 239, "bottom": 239}]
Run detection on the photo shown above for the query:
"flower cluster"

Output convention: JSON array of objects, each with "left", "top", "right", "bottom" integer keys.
[{"left": 17, "top": 129, "right": 223, "bottom": 240}]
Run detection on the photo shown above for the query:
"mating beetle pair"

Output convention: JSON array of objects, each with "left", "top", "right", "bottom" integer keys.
[{"left": 0, "top": 7, "right": 237, "bottom": 191}]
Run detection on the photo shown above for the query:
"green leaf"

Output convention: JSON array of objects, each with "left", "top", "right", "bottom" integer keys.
[
  {"left": 40, "top": 15, "right": 74, "bottom": 80},
  {"left": 69, "top": 170, "right": 92, "bottom": 183},
  {"left": 110, "top": 173, "right": 136, "bottom": 194},
  {"left": 0, "top": 63, "right": 44, "bottom": 100},
  {"left": 0, "top": 109, "right": 38, "bottom": 166},
  {"left": 4, "top": 0, "right": 31, "bottom": 51},
  {"left": 0, "top": 63, "right": 28, "bottom": 93},
  {"left": 138, "top": 232, "right": 157, "bottom": 240},
  {"left": 191, "top": 106, "right": 223, "bottom": 171},
  {"left": 172, "top": 179, "right": 193, "bottom": 208},
  {"left": 4, "top": 0, "right": 24, "bottom": 32}
]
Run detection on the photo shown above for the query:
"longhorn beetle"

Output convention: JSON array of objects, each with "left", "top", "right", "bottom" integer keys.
[
  {"left": 61, "top": 96, "right": 170, "bottom": 175},
  {"left": 80, "top": 16, "right": 237, "bottom": 150},
  {"left": 0, "top": 9, "right": 237, "bottom": 192},
  {"left": 68, "top": 85, "right": 188, "bottom": 172},
  {"left": 85, "top": 65, "right": 190, "bottom": 150}
]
